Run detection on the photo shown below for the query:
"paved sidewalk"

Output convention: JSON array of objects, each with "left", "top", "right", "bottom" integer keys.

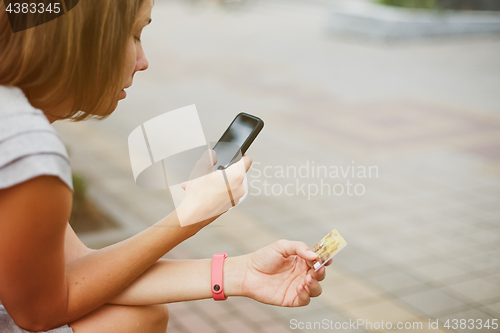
[{"left": 55, "top": 0, "right": 500, "bottom": 332}]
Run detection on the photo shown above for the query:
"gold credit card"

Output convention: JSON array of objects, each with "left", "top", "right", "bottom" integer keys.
[{"left": 309, "top": 229, "right": 347, "bottom": 271}]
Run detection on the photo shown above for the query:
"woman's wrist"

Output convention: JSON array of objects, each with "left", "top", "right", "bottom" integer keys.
[{"left": 223, "top": 255, "right": 249, "bottom": 298}]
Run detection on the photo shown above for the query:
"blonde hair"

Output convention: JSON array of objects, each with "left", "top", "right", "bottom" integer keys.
[{"left": 0, "top": 0, "right": 147, "bottom": 121}]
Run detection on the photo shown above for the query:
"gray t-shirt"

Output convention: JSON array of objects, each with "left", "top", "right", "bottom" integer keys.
[{"left": 0, "top": 85, "right": 73, "bottom": 192}]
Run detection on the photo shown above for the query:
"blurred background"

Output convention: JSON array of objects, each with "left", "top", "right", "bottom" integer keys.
[{"left": 54, "top": 0, "right": 500, "bottom": 332}]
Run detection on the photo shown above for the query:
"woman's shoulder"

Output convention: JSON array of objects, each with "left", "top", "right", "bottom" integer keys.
[
  {"left": 0, "top": 85, "right": 57, "bottom": 140},
  {"left": 0, "top": 85, "right": 73, "bottom": 191}
]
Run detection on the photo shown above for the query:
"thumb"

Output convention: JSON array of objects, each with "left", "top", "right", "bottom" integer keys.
[
  {"left": 181, "top": 181, "right": 187, "bottom": 190},
  {"left": 275, "top": 240, "right": 318, "bottom": 261},
  {"left": 207, "top": 149, "right": 218, "bottom": 168}
]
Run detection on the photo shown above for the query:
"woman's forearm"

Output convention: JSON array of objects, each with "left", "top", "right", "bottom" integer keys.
[
  {"left": 63, "top": 211, "right": 202, "bottom": 322},
  {"left": 107, "top": 257, "right": 247, "bottom": 305}
]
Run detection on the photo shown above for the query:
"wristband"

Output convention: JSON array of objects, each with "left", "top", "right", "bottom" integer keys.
[{"left": 211, "top": 253, "right": 228, "bottom": 301}]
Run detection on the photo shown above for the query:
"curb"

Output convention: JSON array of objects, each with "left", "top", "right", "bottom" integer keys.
[{"left": 327, "top": 1, "right": 500, "bottom": 41}]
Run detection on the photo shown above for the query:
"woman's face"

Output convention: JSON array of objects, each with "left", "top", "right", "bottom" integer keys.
[
  {"left": 31, "top": 1, "right": 153, "bottom": 123},
  {"left": 119, "top": 0, "right": 153, "bottom": 100}
]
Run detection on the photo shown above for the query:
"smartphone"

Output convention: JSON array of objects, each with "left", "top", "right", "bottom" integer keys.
[{"left": 213, "top": 112, "right": 264, "bottom": 171}]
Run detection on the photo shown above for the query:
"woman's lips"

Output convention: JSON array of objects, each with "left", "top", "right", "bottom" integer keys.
[
  {"left": 119, "top": 83, "right": 132, "bottom": 100},
  {"left": 119, "top": 89, "right": 127, "bottom": 99}
]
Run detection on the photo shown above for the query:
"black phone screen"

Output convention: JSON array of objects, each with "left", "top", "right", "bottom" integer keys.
[{"left": 213, "top": 113, "right": 263, "bottom": 170}]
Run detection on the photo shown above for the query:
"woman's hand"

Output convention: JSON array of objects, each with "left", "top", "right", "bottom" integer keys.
[
  {"left": 176, "top": 150, "right": 252, "bottom": 227},
  {"left": 238, "top": 240, "right": 331, "bottom": 307}
]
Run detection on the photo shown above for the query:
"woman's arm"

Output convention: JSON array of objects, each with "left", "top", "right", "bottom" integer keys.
[
  {"left": 64, "top": 222, "right": 95, "bottom": 263},
  {"left": 0, "top": 176, "right": 199, "bottom": 331},
  {"left": 108, "top": 240, "right": 327, "bottom": 307},
  {"left": 0, "top": 155, "right": 250, "bottom": 332},
  {"left": 107, "top": 258, "right": 243, "bottom": 305}
]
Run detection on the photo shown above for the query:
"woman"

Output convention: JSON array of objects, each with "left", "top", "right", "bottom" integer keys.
[{"left": 0, "top": 1, "right": 330, "bottom": 332}]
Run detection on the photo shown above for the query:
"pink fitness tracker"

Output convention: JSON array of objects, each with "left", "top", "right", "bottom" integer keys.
[{"left": 211, "top": 253, "right": 228, "bottom": 301}]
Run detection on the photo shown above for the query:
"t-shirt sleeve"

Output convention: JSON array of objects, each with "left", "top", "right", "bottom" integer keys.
[
  {"left": 0, "top": 152, "right": 73, "bottom": 191},
  {"left": 0, "top": 115, "right": 74, "bottom": 191}
]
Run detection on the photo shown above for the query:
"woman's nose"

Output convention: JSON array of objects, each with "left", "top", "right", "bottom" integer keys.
[
  {"left": 136, "top": 49, "right": 149, "bottom": 72},
  {"left": 137, "top": 57, "right": 149, "bottom": 72}
]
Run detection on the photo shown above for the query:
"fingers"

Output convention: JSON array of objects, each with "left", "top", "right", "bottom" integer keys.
[
  {"left": 227, "top": 154, "right": 252, "bottom": 173},
  {"left": 296, "top": 283, "right": 310, "bottom": 306},
  {"left": 296, "top": 275, "right": 322, "bottom": 306},
  {"left": 224, "top": 156, "right": 251, "bottom": 184},
  {"left": 324, "top": 258, "right": 333, "bottom": 266},
  {"left": 305, "top": 274, "right": 323, "bottom": 297},
  {"left": 274, "top": 240, "right": 318, "bottom": 261},
  {"left": 224, "top": 155, "right": 250, "bottom": 178},
  {"left": 220, "top": 154, "right": 252, "bottom": 204},
  {"left": 181, "top": 181, "right": 187, "bottom": 190},
  {"left": 309, "top": 265, "right": 326, "bottom": 282},
  {"left": 241, "top": 154, "right": 252, "bottom": 172}
]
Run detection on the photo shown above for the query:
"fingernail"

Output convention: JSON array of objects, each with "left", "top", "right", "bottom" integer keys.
[{"left": 307, "top": 250, "right": 317, "bottom": 257}]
